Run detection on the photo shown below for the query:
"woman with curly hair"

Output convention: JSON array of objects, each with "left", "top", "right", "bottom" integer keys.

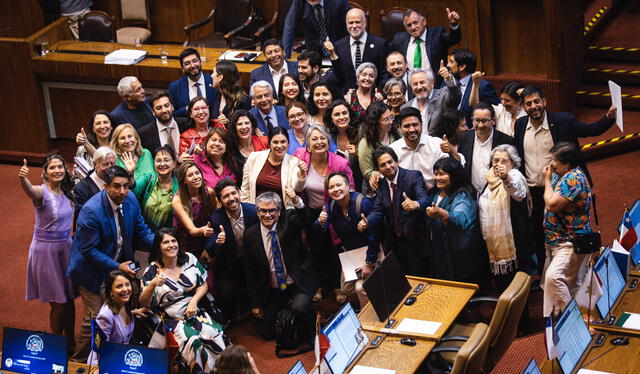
[{"left": 194, "top": 128, "right": 239, "bottom": 188}]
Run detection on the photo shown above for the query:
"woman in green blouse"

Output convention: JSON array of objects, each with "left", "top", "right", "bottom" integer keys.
[{"left": 111, "top": 123, "right": 155, "bottom": 179}]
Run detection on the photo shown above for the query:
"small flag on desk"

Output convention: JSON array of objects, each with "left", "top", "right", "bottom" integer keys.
[
  {"left": 314, "top": 314, "right": 331, "bottom": 369},
  {"left": 545, "top": 315, "right": 559, "bottom": 360},
  {"left": 620, "top": 208, "right": 638, "bottom": 251},
  {"left": 575, "top": 261, "right": 603, "bottom": 309}
]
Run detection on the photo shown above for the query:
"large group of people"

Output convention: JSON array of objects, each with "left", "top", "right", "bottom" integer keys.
[{"left": 19, "top": 2, "right": 618, "bottom": 373}]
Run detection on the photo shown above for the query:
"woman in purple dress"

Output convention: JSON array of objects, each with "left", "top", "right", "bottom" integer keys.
[{"left": 18, "top": 154, "right": 77, "bottom": 349}]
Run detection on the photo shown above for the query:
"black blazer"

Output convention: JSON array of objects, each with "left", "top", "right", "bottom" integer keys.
[
  {"left": 331, "top": 33, "right": 388, "bottom": 93},
  {"left": 137, "top": 117, "right": 189, "bottom": 155},
  {"left": 72, "top": 173, "right": 101, "bottom": 226},
  {"left": 513, "top": 111, "right": 615, "bottom": 186},
  {"left": 458, "top": 129, "right": 514, "bottom": 184},
  {"left": 243, "top": 205, "right": 319, "bottom": 308}
]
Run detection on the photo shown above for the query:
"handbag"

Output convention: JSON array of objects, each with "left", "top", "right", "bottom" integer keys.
[
  {"left": 274, "top": 302, "right": 313, "bottom": 358},
  {"left": 571, "top": 193, "right": 602, "bottom": 254}
]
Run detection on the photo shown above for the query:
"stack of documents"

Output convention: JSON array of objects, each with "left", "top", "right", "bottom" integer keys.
[{"left": 104, "top": 49, "right": 147, "bottom": 65}]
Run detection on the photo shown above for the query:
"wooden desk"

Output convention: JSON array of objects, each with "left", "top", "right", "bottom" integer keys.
[
  {"left": 348, "top": 333, "right": 436, "bottom": 374},
  {"left": 358, "top": 276, "right": 478, "bottom": 341}
]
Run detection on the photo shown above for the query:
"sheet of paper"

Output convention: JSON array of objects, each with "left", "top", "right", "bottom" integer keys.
[
  {"left": 621, "top": 312, "right": 640, "bottom": 330},
  {"left": 577, "top": 369, "right": 614, "bottom": 374},
  {"left": 339, "top": 246, "right": 368, "bottom": 282},
  {"left": 395, "top": 318, "right": 442, "bottom": 335},
  {"left": 350, "top": 365, "right": 396, "bottom": 374},
  {"left": 608, "top": 80, "right": 624, "bottom": 132}
]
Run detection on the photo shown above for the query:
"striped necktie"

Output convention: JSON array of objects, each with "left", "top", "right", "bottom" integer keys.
[
  {"left": 354, "top": 40, "right": 362, "bottom": 69},
  {"left": 314, "top": 4, "right": 329, "bottom": 57}
]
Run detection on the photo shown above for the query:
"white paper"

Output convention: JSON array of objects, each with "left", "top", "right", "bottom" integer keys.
[
  {"left": 350, "top": 366, "right": 396, "bottom": 374},
  {"left": 621, "top": 312, "right": 640, "bottom": 330},
  {"left": 577, "top": 369, "right": 615, "bottom": 374},
  {"left": 339, "top": 246, "right": 368, "bottom": 282},
  {"left": 608, "top": 80, "right": 624, "bottom": 132},
  {"left": 104, "top": 48, "right": 147, "bottom": 65},
  {"left": 395, "top": 318, "right": 442, "bottom": 335},
  {"left": 73, "top": 156, "right": 92, "bottom": 175}
]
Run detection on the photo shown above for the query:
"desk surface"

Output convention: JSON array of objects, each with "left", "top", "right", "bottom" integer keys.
[
  {"left": 349, "top": 333, "right": 436, "bottom": 374},
  {"left": 591, "top": 274, "right": 640, "bottom": 336}
]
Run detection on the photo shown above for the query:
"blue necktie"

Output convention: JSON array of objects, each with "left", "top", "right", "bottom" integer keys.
[{"left": 269, "top": 229, "right": 287, "bottom": 291}]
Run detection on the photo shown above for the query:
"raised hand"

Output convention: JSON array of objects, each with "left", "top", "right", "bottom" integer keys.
[
  {"left": 471, "top": 71, "right": 485, "bottom": 83},
  {"left": 18, "top": 159, "right": 29, "bottom": 179},
  {"left": 446, "top": 8, "right": 460, "bottom": 24},
  {"left": 543, "top": 164, "right": 553, "bottom": 182},
  {"left": 318, "top": 205, "right": 328, "bottom": 225},
  {"left": 217, "top": 114, "right": 229, "bottom": 127},
  {"left": 347, "top": 144, "right": 357, "bottom": 155},
  {"left": 151, "top": 271, "right": 166, "bottom": 288},
  {"left": 439, "top": 60, "right": 451, "bottom": 81},
  {"left": 194, "top": 143, "right": 204, "bottom": 155},
  {"left": 357, "top": 213, "right": 368, "bottom": 232},
  {"left": 255, "top": 128, "right": 265, "bottom": 137},
  {"left": 401, "top": 192, "right": 419, "bottom": 211},
  {"left": 495, "top": 164, "right": 508, "bottom": 180},
  {"left": 179, "top": 152, "right": 194, "bottom": 163},
  {"left": 297, "top": 159, "right": 308, "bottom": 179},
  {"left": 118, "top": 261, "right": 137, "bottom": 277},
  {"left": 606, "top": 105, "right": 617, "bottom": 119},
  {"left": 324, "top": 37, "right": 337, "bottom": 59},
  {"left": 121, "top": 151, "right": 137, "bottom": 174},
  {"left": 284, "top": 185, "right": 298, "bottom": 202},
  {"left": 215, "top": 225, "right": 226, "bottom": 245},
  {"left": 440, "top": 135, "right": 450, "bottom": 154},
  {"left": 76, "top": 127, "right": 87, "bottom": 145},
  {"left": 201, "top": 222, "right": 214, "bottom": 237},
  {"left": 374, "top": 88, "right": 384, "bottom": 102}
]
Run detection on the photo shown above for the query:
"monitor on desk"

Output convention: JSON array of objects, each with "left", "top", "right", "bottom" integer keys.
[
  {"left": 1, "top": 327, "right": 67, "bottom": 374},
  {"left": 554, "top": 299, "right": 592, "bottom": 374},
  {"left": 521, "top": 358, "right": 541, "bottom": 374},
  {"left": 99, "top": 341, "right": 168, "bottom": 374},
  {"left": 594, "top": 246, "right": 626, "bottom": 319},
  {"left": 362, "top": 251, "right": 411, "bottom": 322},
  {"left": 287, "top": 360, "right": 308, "bottom": 374},
  {"left": 322, "top": 303, "right": 369, "bottom": 374}
]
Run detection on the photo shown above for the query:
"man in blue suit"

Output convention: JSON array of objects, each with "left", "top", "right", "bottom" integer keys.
[
  {"left": 68, "top": 166, "right": 154, "bottom": 361},
  {"left": 390, "top": 8, "right": 462, "bottom": 88},
  {"left": 282, "top": 0, "right": 350, "bottom": 58},
  {"left": 250, "top": 39, "right": 298, "bottom": 96},
  {"left": 249, "top": 81, "right": 289, "bottom": 136},
  {"left": 359, "top": 146, "right": 430, "bottom": 276},
  {"left": 168, "top": 48, "right": 218, "bottom": 117},
  {"left": 205, "top": 178, "right": 259, "bottom": 323}
]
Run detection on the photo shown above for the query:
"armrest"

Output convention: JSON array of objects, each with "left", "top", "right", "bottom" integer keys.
[
  {"left": 431, "top": 346, "right": 462, "bottom": 354},
  {"left": 224, "top": 13, "right": 254, "bottom": 47},
  {"left": 467, "top": 296, "right": 499, "bottom": 305},
  {"left": 183, "top": 8, "right": 216, "bottom": 45},
  {"left": 429, "top": 346, "right": 460, "bottom": 372},
  {"left": 440, "top": 335, "right": 470, "bottom": 343},
  {"left": 254, "top": 11, "right": 278, "bottom": 39}
]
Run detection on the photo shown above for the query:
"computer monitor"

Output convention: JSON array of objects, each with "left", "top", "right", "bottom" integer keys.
[
  {"left": 1, "top": 327, "right": 67, "bottom": 374},
  {"left": 594, "top": 247, "right": 626, "bottom": 319},
  {"left": 362, "top": 251, "right": 411, "bottom": 322},
  {"left": 99, "top": 342, "right": 168, "bottom": 374},
  {"left": 287, "top": 360, "right": 308, "bottom": 374},
  {"left": 521, "top": 358, "right": 541, "bottom": 374},
  {"left": 554, "top": 299, "right": 592, "bottom": 374},
  {"left": 321, "top": 303, "right": 369, "bottom": 374}
]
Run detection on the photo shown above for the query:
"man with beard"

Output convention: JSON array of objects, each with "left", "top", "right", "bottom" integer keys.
[
  {"left": 110, "top": 76, "right": 154, "bottom": 129},
  {"left": 137, "top": 91, "right": 188, "bottom": 154},
  {"left": 400, "top": 67, "right": 461, "bottom": 137},
  {"left": 296, "top": 50, "right": 334, "bottom": 99},
  {"left": 513, "top": 86, "right": 617, "bottom": 274},
  {"left": 168, "top": 48, "right": 218, "bottom": 117},
  {"left": 379, "top": 51, "right": 413, "bottom": 100},
  {"left": 250, "top": 39, "right": 298, "bottom": 95}
]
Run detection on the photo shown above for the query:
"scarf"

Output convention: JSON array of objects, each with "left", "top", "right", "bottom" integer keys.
[{"left": 484, "top": 169, "right": 518, "bottom": 275}]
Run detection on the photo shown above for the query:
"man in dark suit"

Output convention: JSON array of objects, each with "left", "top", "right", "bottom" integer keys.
[
  {"left": 359, "top": 146, "right": 430, "bottom": 276},
  {"left": 390, "top": 8, "right": 461, "bottom": 88},
  {"left": 282, "top": 0, "right": 350, "bottom": 58},
  {"left": 249, "top": 81, "right": 289, "bottom": 136},
  {"left": 378, "top": 51, "right": 414, "bottom": 100},
  {"left": 244, "top": 190, "right": 319, "bottom": 341},
  {"left": 250, "top": 39, "right": 298, "bottom": 95},
  {"left": 110, "top": 76, "right": 154, "bottom": 129},
  {"left": 205, "top": 178, "right": 259, "bottom": 323},
  {"left": 324, "top": 8, "right": 388, "bottom": 93},
  {"left": 72, "top": 146, "right": 116, "bottom": 225},
  {"left": 167, "top": 48, "right": 218, "bottom": 117},
  {"left": 513, "top": 86, "right": 617, "bottom": 274},
  {"left": 458, "top": 102, "right": 514, "bottom": 194},
  {"left": 137, "top": 91, "right": 188, "bottom": 156},
  {"left": 68, "top": 166, "right": 154, "bottom": 360}
]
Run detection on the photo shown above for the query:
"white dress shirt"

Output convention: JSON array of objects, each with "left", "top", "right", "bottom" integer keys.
[
  {"left": 260, "top": 106, "right": 279, "bottom": 128},
  {"left": 385, "top": 171, "right": 400, "bottom": 202},
  {"left": 269, "top": 63, "right": 289, "bottom": 95},
  {"left": 260, "top": 222, "right": 294, "bottom": 288},
  {"left": 493, "top": 104, "right": 526, "bottom": 137},
  {"left": 107, "top": 195, "right": 123, "bottom": 260},
  {"left": 188, "top": 74, "right": 206, "bottom": 100},
  {"left": 389, "top": 133, "right": 448, "bottom": 190},
  {"left": 89, "top": 171, "right": 106, "bottom": 191},
  {"left": 471, "top": 131, "right": 493, "bottom": 193},
  {"left": 407, "top": 30, "right": 432, "bottom": 77},
  {"left": 456, "top": 74, "right": 472, "bottom": 109},
  {"left": 227, "top": 206, "right": 245, "bottom": 254},
  {"left": 156, "top": 118, "right": 180, "bottom": 151},
  {"left": 350, "top": 31, "right": 367, "bottom": 68}
]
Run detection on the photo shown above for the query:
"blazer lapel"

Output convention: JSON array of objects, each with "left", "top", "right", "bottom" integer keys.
[
  {"left": 101, "top": 192, "right": 118, "bottom": 245},
  {"left": 547, "top": 112, "right": 559, "bottom": 143}
]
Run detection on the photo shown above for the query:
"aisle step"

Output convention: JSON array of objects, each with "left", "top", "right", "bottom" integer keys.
[
  {"left": 587, "top": 45, "right": 640, "bottom": 63},
  {"left": 583, "top": 65, "right": 640, "bottom": 85},
  {"left": 576, "top": 84, "right": 640, "bottom": 109}
]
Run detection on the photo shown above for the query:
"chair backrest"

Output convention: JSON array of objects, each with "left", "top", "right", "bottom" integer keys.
[
  {"left": 214, "top": 0, "right": 255, "bottom": 35},
  {"left": 484, "top": 271, "right": 532, "bottom": 372},
  {"left": 450, "top": 322, "right": 490, "bottom": 374},
  {"left": 379, "top": 7, "right": 408, "bottom": 41},
  {"left": 120, "top": 0, "right": 148, "bottom": 22},
  {"left": 78, "top": 11, "right": 115, "bottom": 42}
]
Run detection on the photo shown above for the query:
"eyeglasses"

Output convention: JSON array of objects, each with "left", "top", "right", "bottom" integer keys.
[
  {"left": 258, "top": 208, "right": 279, "bottom": 216},
  {"left": 288, "top": 112, "right": 306, "bottom": 120},
  {"left": 471, "top": 118, "right": 493, "bottom": 124},
  {"left": 382, "top": 115, "right": 395, "bottom": 123},
  {"left": 193, "top": 106, "right": 208, "bottom": 112}
]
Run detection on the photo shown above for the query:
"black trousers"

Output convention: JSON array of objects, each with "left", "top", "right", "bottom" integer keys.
[
  {"left": 391, "top": 234, "right": 427, "bottom": 277},
  {"left": 215, "top": 258, "right": 247, "bottom": 324},
  {"left": 257, "top": 284, "right": 313, "bottom": 342},
  {"left": 530, "top": 186, "right": 547, "bottom": 274},
  {"left": 308, "top": 207, "right": 341, "bottom": 290}
]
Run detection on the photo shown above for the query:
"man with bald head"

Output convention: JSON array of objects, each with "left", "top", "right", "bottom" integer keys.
[{"left": 325, "top": 7, "right": 388, "bottom": 93}]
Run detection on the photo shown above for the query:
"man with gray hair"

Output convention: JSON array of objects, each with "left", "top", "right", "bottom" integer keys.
[
  {"left": 401, "top": 67, "right": 461, "bottom": 137},
  {"left": 249, "top": 80, "right": 289, "bottom": 136},
  {"left": 72, "top": 146, "right": 116, "bottom": 227},
  {"left": 110, "top": 76, "right": 154, "bottom": 129}
]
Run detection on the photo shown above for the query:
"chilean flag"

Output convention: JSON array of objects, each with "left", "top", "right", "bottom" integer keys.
[
  {"left": 620, "top": 209, "right": 638, "bottom": 251},
  {"left": 314, "top": 314, "right": 331, "bottom": 369}
]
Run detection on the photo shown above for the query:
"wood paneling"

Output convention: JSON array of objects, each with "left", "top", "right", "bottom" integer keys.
[{"left": 0, "top": 0, "right": 45, "bottom": 38}]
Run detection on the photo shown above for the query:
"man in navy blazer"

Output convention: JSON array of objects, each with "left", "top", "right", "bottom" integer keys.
[
  {"left": 250, "top": 39, "right": 298, "bottom": 96},
  {"left": 249, "top": 81, "right": 289, "bottom": 136},
  {"left": 282, "top": 0, "right": 350, "bottom": 58},
  {"left": 360, "top": 146, "right": 430, "bottom": 276},
  {"left": 68, "top": 166, "right": 154, "bottom": 360},
  {"left": 390, "top": 8, "right": 462, "bottom": 88},
  {"left": 325, "top": 8, "right": 388, "bottom": 93},
  {"left": 168, "top": 48, "right": 218, "bottom": 117}
]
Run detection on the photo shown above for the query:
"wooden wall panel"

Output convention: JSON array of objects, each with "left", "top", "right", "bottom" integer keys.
[
  {"left": 0, "top": 0, "right": 45, "bottom": 38},
  {"left": 48, "top": 88, "right": 122, "bottom": 139}
]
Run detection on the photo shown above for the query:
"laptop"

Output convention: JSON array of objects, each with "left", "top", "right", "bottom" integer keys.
[
  {"left": 287, "top": 360, "right": 308, "bottom": 374},
  {"left": 1, "top": 327, "right": 67, "bottom": 374},
  {"left": 362, "top": 251, "right": 411, "bottom": 322},
  {"left": 321, "top": 303, "right": 370, "bottom": 374},
  {"left": 521, "top": 358, "right": 542, "bottom": 374},
  {"left": 554, "top": 299, "right": 592, "bottom": 374},
  {"left": 99, "top": 341, "right": 168, "bottom": 374},
  {"left": 594, "top": 246, "right": 626, "bottom": 319}
]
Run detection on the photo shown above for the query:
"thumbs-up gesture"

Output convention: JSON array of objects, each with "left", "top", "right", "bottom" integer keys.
[
  {"left": 426, "top": 202, "right": 448, "bottom": 222},
  {"left": 201, "top": 222, "right": 214, "bottom": 237},
  {"left": 495, "top": 164, "right": 508, "bottom": 180},
  {"left": 374, "top": 88, "right": 384, "bottom": 102},
  {"left": 357, "top": 213, "right": 368, "bottom": 232},
  {"left": 76, "top": 127, "right": 87, "bottom": 145},
  {"left": 215, "top": 225, "right": 226, "bottom": 245},
  {"left": 439, "top": 60, "right": 451, "bottom": 81},
  {"left": 18, "top": 159, "right": 29, "bottom": 179},
  {"left": 401, "top": 192, "right": 419, "bottom": 211},
  {"left": 318, "top": 205, "right": 329, "bottom": 225},
  {"left": 426, "top": 202, "right": 438, "bottom": 218},
  {"left": 323, "top": 37, "right": 337, "bottom": 59},
  {"left": 471, "top": 71, "right": 485, "bottom": 84},
  {"left": 297, "top": 158, "right": 308, "bottom": 179},
  {"left": 440, "top": 135, "right": 451, "bottom": 154},
  {"left": 446, "top": 8, "right": 460, "bottom": 25}
]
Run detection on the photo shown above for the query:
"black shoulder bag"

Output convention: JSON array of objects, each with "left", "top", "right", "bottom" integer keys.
[{"left": 571, "top": 193, "right": 602, "bottom": 254}]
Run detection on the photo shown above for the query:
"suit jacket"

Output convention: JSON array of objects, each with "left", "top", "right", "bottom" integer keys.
[
  {"left": 72, "top": 173, "right": 101, "bottom": 226},
  {"left": 243, "top": 205, "right": 319, "bottom": 308},
  {"left": 249, "top": 105, "right": 290, "bottom": 134},
  {"left": 249, "top": 61, "right": 299, "bottom": 93},
  {"left": 137, "top": 117, "right": 189, "bottom": 154},
  {"left": 282, "top": 0, "right": 350, "bottom": 58},
  {"left": 513, "top": 111, "right": 615, "bottom": 186},
  {"left": 400, "top": 78, "right": 462, "bottom": 137},
  {"left": 109, "top": 100, "right": 154, "bottom": 129},
  {"left": 67, "top": 190, "right": 155, "bottom": 292},
  {"left": 167, "top": 74, "right": 219, "bottom": 117},
  {"left": 331, "top": 33, "right": 388, "bottom": 93},
  {"left": 457, "top": 128, "right": 514, "bottom": 184},
  {"left": 459, "top": 78, "right": 499, "bottom": 123},
  {"left": 390, "top": 26, "right": 461, "bottom": 87}
]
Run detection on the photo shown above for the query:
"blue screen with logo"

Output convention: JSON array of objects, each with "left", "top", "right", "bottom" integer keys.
[
  {"left": 1, "top": 327, "right": 67, "bottom": 374},
  {"left": 99, "top": 342, "right": 168, "bottom": 374}
]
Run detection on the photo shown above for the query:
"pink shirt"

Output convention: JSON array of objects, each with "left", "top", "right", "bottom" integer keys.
[{"left": 194, "top": 152, "right": 236, "bottom": 188}]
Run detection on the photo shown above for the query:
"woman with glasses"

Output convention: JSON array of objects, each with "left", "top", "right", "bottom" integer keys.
[
  {"left": 383, "top": 78, "right": 407, "bottom": 116},
  {"left": 179, "top": 96, "right": 211, "bottom": 162},
  {"left": 287, "top": 101, "right": 337, "bottom": 155}
]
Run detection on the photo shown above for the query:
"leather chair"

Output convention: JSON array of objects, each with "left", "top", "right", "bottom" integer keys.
[
  {"left": 78, "top": 11, "right": 116, "bottom": 42},
  {"left": 254, "top": 0, "right": 304, "bottom": 51},
  {"left": 427, "top": 322, "right": 490, "bottom": 374},
  {"left": 116, "top": 0, "right": 152, "bottom": 45},
  {"left": 379, "top": 7, "right": 408, "bottom": 41}
]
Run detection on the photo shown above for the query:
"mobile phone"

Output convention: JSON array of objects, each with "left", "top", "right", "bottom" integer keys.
[{"left": 128, "top": 261, "right": 141, "bottom": 272}]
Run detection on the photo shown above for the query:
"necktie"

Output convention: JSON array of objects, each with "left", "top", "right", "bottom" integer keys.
[
  {"left": 354, "top": 40, "right": 362, "bottom": 69},
  {"left": 390, "top": 182, "right": 403, "bottom": 237},
  {"left": 164, "top": 126, "right": 175, "bottom": 151},
  {"left": 269, "top": 229, "right": 287, "bottom": 291},
  {"left": 264, "top": 115, "right": 275, "bottom": 137},
  {"left": 413, "top": 38, "right": 422, "bottom": 69},
  {"left": 194, "top": 82, "right": 203, "bottom": 98},
  {"left": 314, "top": 4, "right": 329, "bottom": 57},
  {"left": 116, "top": 207, "right": 131, "bottom": 262}
]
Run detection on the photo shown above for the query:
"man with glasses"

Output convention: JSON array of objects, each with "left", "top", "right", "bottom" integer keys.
[
  {"left": 458, "top": 102, "right": 514, "bottom": 194},
  {"left": 243, "top": 189, "right": 318, "bottom": 341}
]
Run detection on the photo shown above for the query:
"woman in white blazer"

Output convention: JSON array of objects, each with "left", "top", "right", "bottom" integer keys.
[{"left": 241, "top": 127, "right": 307, "bottom": 208}]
